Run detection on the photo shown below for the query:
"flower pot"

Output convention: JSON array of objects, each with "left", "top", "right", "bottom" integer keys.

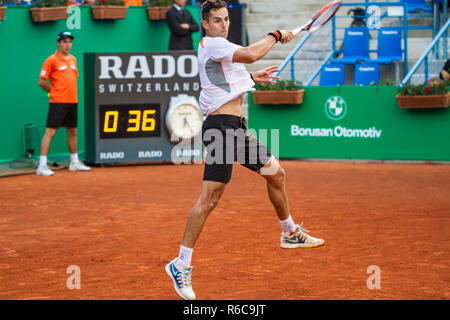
[
  {"left": 30, "top": 7, "right": 68, "bottom": 23},
  {"left": 147, "top": 6, "right": 160, "bottom": 20},
  {"left": 91, "top": 6, "right": 128, "bottom": 20},
  {"left": 252, "top": 89, "right": 305, "bottom": 105},
  {"left": 147, "top": 6, "right": 171, "bottom": 21},
  {"left": 0, "top": 7, "right": 6, "bottom": 21},
  {"left": 396, "top": 92, "right": 449, "bottom": 109},
  {"left": 158, "top": 6, "right": 171, "bottom": 19}
]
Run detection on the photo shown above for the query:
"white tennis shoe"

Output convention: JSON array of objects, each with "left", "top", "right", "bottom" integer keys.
[
  {"left": 36, "top": 165, "right": 55, "bottom": 176},
  {"left": 280, "top": 223, "right": 325, "bottom": 249},
  {"left": 69, "top": 161, "right": 91, "bottom": 172},
  {"left": 165, "top": 258, "right": 196, "bottom": 300}
]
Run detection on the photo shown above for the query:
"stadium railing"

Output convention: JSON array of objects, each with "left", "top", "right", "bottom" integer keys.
[
  {"left": 402, "top": 17, "right": 449, "bottom": 84},
  {"left": 277, "top": 1, "right": 410, "bottom": 85}
]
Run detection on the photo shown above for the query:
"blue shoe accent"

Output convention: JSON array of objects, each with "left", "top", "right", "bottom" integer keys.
[{"left": 170, "top": 262, "right": 184, "bottom": 289}]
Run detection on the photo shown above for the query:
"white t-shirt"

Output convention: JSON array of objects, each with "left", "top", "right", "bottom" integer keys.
[{"left": 197, "top": 36, "right": 255, "bottom": 116}]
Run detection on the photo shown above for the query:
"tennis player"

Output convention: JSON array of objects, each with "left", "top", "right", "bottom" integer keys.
[{"left": 166, "top": 0, "right": 324, "bottom": 300}]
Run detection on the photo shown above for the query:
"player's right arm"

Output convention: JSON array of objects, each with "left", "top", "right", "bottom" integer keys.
[
  {"left": 233, "top": 30, "right": 294, "bottom": 64},
  {"left": 38, "top": 78, "right": 50, "bottom": 93},
  {"left": 38, "top": 58, "right": 52, "bottom": 93}
]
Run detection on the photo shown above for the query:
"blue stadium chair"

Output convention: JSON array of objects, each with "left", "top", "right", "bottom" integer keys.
[
  {"left": 367, "top": 27, "right": 403, "bottom": 84},
  {"left": 354, "top": 63, "right": 379, "bottom": 86},
  {"left": 331, "top": 27, "right": 369, "bottom": 64},
  {"left": 319, "top": 64, "right": 345, "bottom": 86},
  {"left": 402, "top": 0, "right": 433, "bottom": 13},
  {"left": 375, "top": 27, "right": 403, "bottom": 64}
]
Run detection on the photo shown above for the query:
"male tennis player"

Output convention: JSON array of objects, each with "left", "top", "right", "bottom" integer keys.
[{"left": 166, "top": 0, "right": 324, "bottom": 300}]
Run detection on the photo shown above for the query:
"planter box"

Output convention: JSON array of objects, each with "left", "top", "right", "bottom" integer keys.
[
  {"left": 147, "top": 6, "right": 171, "bottom": 21},
  {"left": 0, "top": 7, "right": 6, "bottom": 21},
  {"left": 30, "top": 7, "right": 68, "bottom": 23},
  {"left": 252, "top": 89, "right": 304, "bottom": 105},
  {"left": 396, "top": 92, "right": 449, "bottom": 109},
  {"left": 91, "top": 6, "right": 128, "bottom": 20}
]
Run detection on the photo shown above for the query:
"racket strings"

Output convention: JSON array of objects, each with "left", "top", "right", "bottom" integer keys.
[{"left": 310, "top": 3, "right": 341, "bottom": 30}]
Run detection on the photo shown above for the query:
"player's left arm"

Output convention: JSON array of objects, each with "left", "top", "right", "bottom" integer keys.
[
  {"left": 233, "top": 30, "right": 294, "bottom": 64},
  {"left": 250, "top": 65, "right": 280, "bottom": 83},
  {"left": 73, "top": 57, "right": 79, "bottom": 78}
]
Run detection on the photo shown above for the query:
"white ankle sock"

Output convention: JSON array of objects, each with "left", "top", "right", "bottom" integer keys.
[
  {"left": 70, "top": 153, "right": 79, "bottom": 164},
  {"left": 176, "top": 245, "right": 193, "bottom": 268},
  {"left": 39, "top": 156, "right": 47, "bottom": 167},
  {"left": 280, "top": 215, "right": 297, "bottom": 235}
]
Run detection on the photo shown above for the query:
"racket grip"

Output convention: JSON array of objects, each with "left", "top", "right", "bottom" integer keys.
[{"left": 292, "top": 27, "right": 302, "bottom": 36}]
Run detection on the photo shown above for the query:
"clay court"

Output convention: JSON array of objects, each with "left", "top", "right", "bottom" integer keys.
[{"left": 0, "top": 160, "right": 449, "bottom": 300}]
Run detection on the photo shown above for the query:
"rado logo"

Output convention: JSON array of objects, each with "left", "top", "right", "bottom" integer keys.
[{"left": 98, "top": 54, "right": 199, "bottom": 80}]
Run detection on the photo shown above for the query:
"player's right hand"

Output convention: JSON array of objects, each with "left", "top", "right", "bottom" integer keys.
[{"left": 280, "top": 30, "right": 294, "bottom": 44}]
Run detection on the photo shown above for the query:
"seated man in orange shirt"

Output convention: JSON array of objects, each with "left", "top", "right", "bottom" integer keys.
[{"left": 37, "top": 31, "right": 91, "bottom": 176}]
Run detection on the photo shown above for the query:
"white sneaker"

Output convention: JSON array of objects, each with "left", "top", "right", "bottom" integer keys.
[
  {"left": 36, "top": 165, "right": 54, "bottom": 176},
  {"left": 280, "top": 223, "right": 325, "bottom": 249},
  {"left": 69, "top": 161, "right": 91, "bottom": 172},
  {"left": 165, "top": 258, "right": 196, "bottom": 300}
]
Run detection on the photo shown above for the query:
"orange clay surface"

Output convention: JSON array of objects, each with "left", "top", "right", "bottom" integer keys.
[{"left": 0, "top": 161, "right": 449, "bottom": 299}]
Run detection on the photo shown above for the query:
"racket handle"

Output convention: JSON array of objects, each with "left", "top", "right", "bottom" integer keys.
[{"left": 292, "top": 27, "right": 302, "bottom": 35}]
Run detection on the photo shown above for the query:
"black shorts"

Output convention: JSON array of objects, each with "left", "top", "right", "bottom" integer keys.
[
  {"left": 46, "top": 103, "right": 78, "bottom": 129},
  {"left": 202, "top": 114, "right": 272, "bottom": 183}
]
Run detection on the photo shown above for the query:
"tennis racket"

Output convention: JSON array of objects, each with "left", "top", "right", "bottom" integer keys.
[{"left": 291, "top": 0, "right": 342, "bottom": 36}]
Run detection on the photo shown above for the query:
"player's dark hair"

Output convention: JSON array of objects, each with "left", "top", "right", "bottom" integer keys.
[{"left": 201, "top": 0, "right": 227, "bottom": 22}]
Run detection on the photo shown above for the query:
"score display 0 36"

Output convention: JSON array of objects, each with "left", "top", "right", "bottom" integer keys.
[
  {"left": 99, "top": 104, "right": 161, "bottom": 139},
  {"left": 84, "top": 51, "right": 202, "bottom": 164}
]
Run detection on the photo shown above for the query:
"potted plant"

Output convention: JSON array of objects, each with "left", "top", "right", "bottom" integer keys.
[
  {"left": 30, "top": 0, "right": 68, "bottom": 23},
  {"left": 91, "top": 0, "right": 128, "bottom": 20},
  {"left": 396, "top": 80, "right": 450, "bottom": 109},
  {"left": 147, "top": 0, "right": 172, "bottom": 21},
  {"left": 0, "top": 1, "right": 6, "bottom": 22},
  {"left": 252, "top": 80, "right": 304, "bottom": 105}
]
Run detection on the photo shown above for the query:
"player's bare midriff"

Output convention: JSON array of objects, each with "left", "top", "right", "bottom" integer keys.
[{"left": 210, "top": 96, "right": 242, "bottom": 117}]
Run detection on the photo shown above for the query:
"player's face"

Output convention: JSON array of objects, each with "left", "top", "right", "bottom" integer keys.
[
  {"left": 57, "top": 38, "right": 72, "bottom": 54},
  {"left": 174, "top": 0, "right": 187, "bottom": 7},
  {"left": 202, "top": 7, "right": 229, "bottom": 38}
]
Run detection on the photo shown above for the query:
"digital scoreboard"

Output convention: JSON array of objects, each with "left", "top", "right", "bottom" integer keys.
[{"left": 84, "top": 52, "right": 203, "bottom": 164}]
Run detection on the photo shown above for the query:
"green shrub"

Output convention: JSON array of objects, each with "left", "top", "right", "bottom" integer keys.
[{"left": 254, "top": 80, "right": 303, "bottom": 91}]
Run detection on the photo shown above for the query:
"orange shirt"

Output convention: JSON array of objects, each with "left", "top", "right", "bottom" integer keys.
[
  {"left": 40, "top": 51, "right": 79, "bottom": 103},
  {"left": 124, "top": 0, "right": 142, "bottom": 5}
]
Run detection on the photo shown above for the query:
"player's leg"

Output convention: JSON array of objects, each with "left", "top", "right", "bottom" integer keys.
[
  {"left": 258, "top": 155, "right": 290, "bottom": 221},
  {"left": 258, "top": 156, "right": 324, "bottom": 248},
  {"left": 66, "top": 127, "right": 77, "bottom": 154},
  {"left": 181, "top": 180, "right": 227, "bottom": 249},
  {"left": 166, "top": 115, "right": 233, "bottom": 300},
  {"left": 238, "top": 126, "right": 324, "bottom": 249},
  {"left": 166, "top": 180, "right": 227, "bottom": 300},
  {"left": 37, "top": 103, "right": 66, "bottom": 176},
  {"left": 64, "top": 104, "right": 90, "bottom": 171},
  {"left": 37, "top": 127, "right": 57, "bottom": 176},
  {"left": 257, "top": 156, "right": 324, "bottom": 248}
]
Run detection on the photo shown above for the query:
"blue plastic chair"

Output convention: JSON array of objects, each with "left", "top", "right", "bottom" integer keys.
[
  {"left": 376, "top": 27, "right": 403, "bottom": 63},
  {"left": 402, "top": 0, "right": 433, "bottom": 13},
  {"left": 367, "top": 27, "right": 403, "bottom": 84},
  {"left": 354, "top": 63, "right": 379, "bottom": 86},
  {"left": 319, "top": 64, "right": 345, "bottom": 86},
  {"left": 331, "top": 27, "right": 369, "bottom": 64}
]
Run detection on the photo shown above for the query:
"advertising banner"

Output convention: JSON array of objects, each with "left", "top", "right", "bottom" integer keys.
[{"left": 248, "top": 87, "right": 450, "bottom": 161}]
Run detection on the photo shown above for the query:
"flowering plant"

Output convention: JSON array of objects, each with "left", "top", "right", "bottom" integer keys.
[
  {"left": 33, "top": 0, "right": 68, "bottom": 7},
  {"left": 148, "top": 0, "right": 172, "bottom": 6},
  {"left": 399, "top": 80, "right": 450, "bottom": 96},
  {"left": 254, "top": 80, "right": 303, "bottom": 91},
  {"left": 94, "top": 0, "right": 125, "bottom": 5}
]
